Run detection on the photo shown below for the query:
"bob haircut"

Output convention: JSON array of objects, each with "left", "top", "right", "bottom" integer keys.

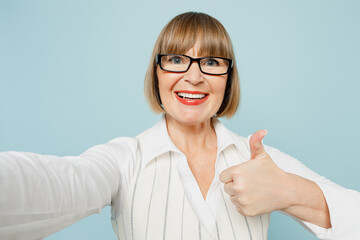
[{"left": 144, "top": 12, "right": 240, "bottom": 118}]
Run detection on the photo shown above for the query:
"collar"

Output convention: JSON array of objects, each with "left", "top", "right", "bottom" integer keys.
[{"left": 139, "top": 115, "right": 248, "bottom": 168}]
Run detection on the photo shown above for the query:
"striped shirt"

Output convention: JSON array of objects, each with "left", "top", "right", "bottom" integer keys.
[{"left": 113, "top": 116, "right": 270, "bottom": 239}]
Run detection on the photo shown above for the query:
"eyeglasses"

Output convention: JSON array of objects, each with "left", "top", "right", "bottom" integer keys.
[{"left": 156, "top": 54, "right": 233, "bottom": 75}]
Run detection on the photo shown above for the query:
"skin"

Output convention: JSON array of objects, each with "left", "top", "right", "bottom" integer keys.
[
  {"left": 157, "top": 42, "right": 226, "bottom": 198},
  {"left": 157, "top": 42, "right": 331, "bottom": 229},
  {"left": 220, "top": 130, "right": 331, "bottom": 228}
]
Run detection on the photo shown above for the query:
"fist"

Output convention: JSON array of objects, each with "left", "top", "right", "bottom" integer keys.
[{"left": 219, "top": 130, "right": 290, "bottom": 217}]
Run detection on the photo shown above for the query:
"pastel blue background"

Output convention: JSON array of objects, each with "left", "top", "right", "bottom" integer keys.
[{"left": 1, "top": 0, "right": 359, "bottom": 239}]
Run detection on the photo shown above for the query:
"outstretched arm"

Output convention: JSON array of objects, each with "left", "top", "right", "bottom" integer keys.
[{"left": 0, "top": 137, "right": 136, "bottom": 240}]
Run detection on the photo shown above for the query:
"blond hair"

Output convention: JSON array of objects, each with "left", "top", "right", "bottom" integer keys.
[{"left": 144, "top": 12, "right": 240, "bottom": 118}]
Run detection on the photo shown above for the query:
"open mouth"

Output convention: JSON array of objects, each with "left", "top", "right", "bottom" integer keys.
[{"left": 176, "top": 92, "right": 208, "bottom": 100}]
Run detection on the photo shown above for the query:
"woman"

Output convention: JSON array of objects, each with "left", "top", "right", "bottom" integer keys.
[{"left": 0, "top": 12, "right": 359, "bottom": 240}]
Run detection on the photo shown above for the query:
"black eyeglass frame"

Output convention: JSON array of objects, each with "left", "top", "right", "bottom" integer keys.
[{"left": 156, "top": 54, "right": 233, "bottom": 75}]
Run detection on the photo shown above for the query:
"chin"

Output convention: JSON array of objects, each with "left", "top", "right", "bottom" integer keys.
[{"left": 172, "top": 111, "right": 212, "bottom": 126}]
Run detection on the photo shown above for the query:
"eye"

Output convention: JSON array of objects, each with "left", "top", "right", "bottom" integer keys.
[
  {"left": 168, "top": 56, "right": 183, "bottom": 64},
  {"left": 204, "top": 58, "right": 219, "bottom": 66}
]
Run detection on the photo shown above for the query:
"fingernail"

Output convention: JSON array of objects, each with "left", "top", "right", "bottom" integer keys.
[{"left": 264, "top": 129, "right": 268, "bottom": 136}]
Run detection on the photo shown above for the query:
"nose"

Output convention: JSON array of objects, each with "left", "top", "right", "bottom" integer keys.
[{"left": 184, "top": 61, "right": 204, "bottom": 84}]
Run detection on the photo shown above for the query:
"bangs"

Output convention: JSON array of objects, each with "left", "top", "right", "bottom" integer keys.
[{"left": 158, "top": 12, "right": 232, "bottom": 59}]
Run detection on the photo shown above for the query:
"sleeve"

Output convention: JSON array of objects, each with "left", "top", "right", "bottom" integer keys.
[
  {"left": 0, "top": 137, "right": 137, "bottom": 240},
  {"left": 264, "top": 144, "right": 360, "bottom": 240}
]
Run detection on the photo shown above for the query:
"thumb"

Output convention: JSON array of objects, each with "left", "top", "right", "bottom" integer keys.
[{"left": 249, "top": 129, "right": 268, "bottom": 160}]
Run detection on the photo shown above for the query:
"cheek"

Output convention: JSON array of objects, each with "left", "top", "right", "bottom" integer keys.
[
  {"left": 212, "top": 77, "right": 227, "bottom": 97},
  {"left": 157, "top": 69, "right": 168, "bottom": 95},
  {"left": 156, "top": 69, "right": 178, "bottom": 103}
]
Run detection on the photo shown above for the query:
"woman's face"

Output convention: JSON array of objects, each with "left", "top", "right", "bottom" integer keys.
[{"left": 157, "top": 42, "right": 228, "bottom": 126}]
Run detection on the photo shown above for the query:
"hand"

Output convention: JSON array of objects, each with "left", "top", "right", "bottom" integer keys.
[{"left": 219, "top": 130, "right": 291, "bottom": 217}]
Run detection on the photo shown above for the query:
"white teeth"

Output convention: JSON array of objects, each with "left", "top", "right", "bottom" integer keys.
[{"left": 177, "top": 92, "right": 206, "bottom": 99}]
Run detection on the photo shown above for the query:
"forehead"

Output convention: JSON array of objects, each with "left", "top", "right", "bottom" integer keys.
[{"left": 183, "top": 41, "right": 202, "bottom": 57}]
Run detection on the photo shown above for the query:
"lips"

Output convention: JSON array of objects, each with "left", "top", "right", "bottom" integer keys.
[{"left": 175, "top": 90, "right": 209, "bottom": 105}]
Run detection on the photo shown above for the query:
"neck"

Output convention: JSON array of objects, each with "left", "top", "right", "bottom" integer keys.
[{"left": 165, "top": 114, "right": 217, "bottom": 154}]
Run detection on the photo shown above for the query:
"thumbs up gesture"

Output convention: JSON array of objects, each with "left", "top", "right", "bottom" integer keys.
[{"left": 219, "top": 130, "right": 291, "bottom": 217}]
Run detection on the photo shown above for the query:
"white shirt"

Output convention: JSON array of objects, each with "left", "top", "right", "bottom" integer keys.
[{"left": 0, "top": 115, "right": 359, "bottom": 239}]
